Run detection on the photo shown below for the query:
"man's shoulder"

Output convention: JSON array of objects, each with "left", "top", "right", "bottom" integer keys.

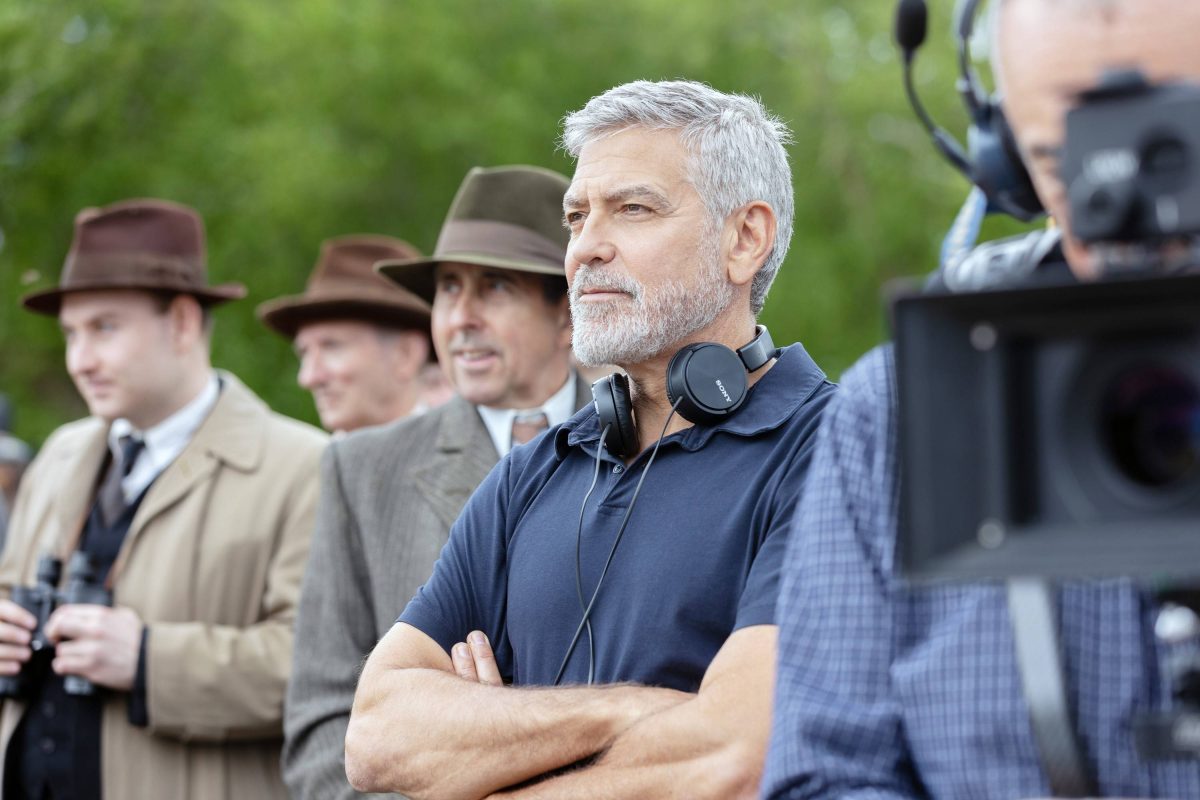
[
  {"left": 339, "top": 400, "right": 454, "bottom": 456},
  {"left": 331, "top": 397, "right": 486, "bottom": 476},
  {"left": 21, "top": 416, "right": 105, "bottom": 479},
  {"left": 40, "top": 416, "right": 106, "bottom": 453}
]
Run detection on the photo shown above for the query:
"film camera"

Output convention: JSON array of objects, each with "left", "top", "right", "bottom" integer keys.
[
  {"left": 0, "top": 552, "right": 112, "bottom": 699},
  {"left": 895, "top": 70, "right": 1200, "bottom": 582},
  {"left": 894, "top": 71, "right": 1200, "bottom": 761}
]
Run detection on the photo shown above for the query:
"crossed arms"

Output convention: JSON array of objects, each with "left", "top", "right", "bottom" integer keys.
[{"left": 344, "top": 620, "right": 776, "bottom": 800}]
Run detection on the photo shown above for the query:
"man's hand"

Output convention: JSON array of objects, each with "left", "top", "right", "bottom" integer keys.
[
  {"left": 0, "top": 599, "right": 36, "bottom": 675},
  {"left": 45, "top": 604, "right": 143, "bottom": 691},
  {"left": 451, "top": 630, "right": 504, "bottom": 685}
]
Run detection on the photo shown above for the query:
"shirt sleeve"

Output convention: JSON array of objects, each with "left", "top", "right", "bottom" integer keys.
[
  {"left": 762, "top": 347, "right": 923, "bottom": 800},
  {"left": 733, "top": 383, "right": 835, "bottom": 631},
  {"left": 397, "top": 454, "right": 515, "bottom": 677}
]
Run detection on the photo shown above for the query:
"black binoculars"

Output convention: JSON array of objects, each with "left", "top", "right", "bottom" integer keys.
[{"left": 0, "top": 552, "right": 112, "bottom": 699}]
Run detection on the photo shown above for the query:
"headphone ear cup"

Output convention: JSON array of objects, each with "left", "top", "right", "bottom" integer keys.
[
  {"left": 968, "top": 101, "right": 1044, "bottom": 222},
  {"left": 667, "top": 343, "right": 748, "bottom": 426},
  {"left": 591, "top": 373, "right": 638, "bottom": 458}
]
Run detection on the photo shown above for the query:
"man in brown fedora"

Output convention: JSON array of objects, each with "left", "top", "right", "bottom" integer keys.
[
  {"left": 283, "top": 165, "right": 589, "bottom": 800},
  {"left": 258, "top": 235, "right": 437, "bottom": 434},
  {"left": 0, "top": 198, "right": 326, "bottom": 800}
]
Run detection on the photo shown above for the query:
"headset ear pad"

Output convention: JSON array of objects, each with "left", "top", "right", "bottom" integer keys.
[
  {"left": 666, "top": 343, "right": 749, "bottom": 426},
  {"left": 968, "top": 101, "right": 1044, "bottom": 222},
  {"left": 591, "top": 373, "right": 639, "bottom": 458}
]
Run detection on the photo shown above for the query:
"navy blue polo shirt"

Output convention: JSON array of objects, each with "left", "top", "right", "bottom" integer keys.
[{"left": 398, "top": 343, "right": 835, "bottom": 691}]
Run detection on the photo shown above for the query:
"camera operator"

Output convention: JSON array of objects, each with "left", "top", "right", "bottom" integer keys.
[{"left": 762, "top": 1, "right": 1200, "bottom": 798}]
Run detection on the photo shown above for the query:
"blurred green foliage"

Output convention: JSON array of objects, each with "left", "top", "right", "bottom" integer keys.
[{"left": 0, "top": 0, "right": 1034, "bottom": 446}]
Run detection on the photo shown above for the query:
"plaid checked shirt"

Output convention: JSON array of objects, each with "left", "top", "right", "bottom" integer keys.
[{"left": 762, "top": 345, "right": 1200, "bottom": 799}]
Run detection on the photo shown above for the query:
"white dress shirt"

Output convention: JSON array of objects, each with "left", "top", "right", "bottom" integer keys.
[
  {"left": 107, "top": 373, "right": 220, "bottom": 502},
  {"left": 477, "top": 372, "right": 578, "bottom": 457}
]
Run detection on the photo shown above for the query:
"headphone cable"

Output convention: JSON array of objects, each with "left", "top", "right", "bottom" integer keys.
[
  {"left": 573, "top": 423, "right": 609, "bottom": 685},
  {"left": 554, "top": 399, "right": 681, "bottom": 686}
]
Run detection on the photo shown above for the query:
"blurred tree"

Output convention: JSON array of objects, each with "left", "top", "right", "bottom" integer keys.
[{"left": 0, "top": 0, "right": 1034, "bottom": 445}]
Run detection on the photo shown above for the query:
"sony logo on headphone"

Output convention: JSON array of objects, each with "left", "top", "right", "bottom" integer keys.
[{"left": 715, "top": 379, "right": 732, "bottom": 404}]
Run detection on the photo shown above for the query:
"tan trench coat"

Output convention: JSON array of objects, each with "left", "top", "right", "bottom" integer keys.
[{"left": 0, "top": 372, "right": 326, "bottom": 799}]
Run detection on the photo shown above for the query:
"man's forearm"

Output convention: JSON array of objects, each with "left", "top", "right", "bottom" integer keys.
[
  {"left": 488, "top": 693, "right": 762, "bottom": 800},
  {"left": 345, "top": 664, "right": 687, "bottom": 800},
  {"left": 489, "top": 626, "right": 776, "bottom": 800}
]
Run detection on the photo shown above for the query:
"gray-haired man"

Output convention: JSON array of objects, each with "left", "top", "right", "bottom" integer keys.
[{"left": 346, "top": 80, "right": 834, "bottom": 799}]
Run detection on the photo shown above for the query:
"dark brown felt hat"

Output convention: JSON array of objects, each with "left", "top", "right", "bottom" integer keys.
[
  {"left": 257, "top": 235, "right": 431, "bottom": 339},
  {"left": 376, "top": 165, "right": 570, "bottom": 303},
  {"left": 22, "top": 198, "right": 246, "bottom": 316}
]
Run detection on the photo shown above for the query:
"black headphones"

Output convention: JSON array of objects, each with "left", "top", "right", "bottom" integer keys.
[
  {"left": 590, "top": 325, "right": 778, "bottom": 458},
  {"left": 894, "top": 0, "right": 1044, "bottom": 222}
]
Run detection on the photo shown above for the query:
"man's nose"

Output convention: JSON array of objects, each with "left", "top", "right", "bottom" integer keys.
[
  {"left": 66, "top": 336, "right": 96, "bottom": 377},
  {"left": 566, "top": 214, "right": 617, "bottom": 281},
  {"left": 297, "top": 352, "right": 325, "bottom": 389}
]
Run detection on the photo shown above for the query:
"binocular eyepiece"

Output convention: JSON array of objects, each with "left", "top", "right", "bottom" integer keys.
[{"left": 0, "top": 552, "right": 112, "bottom": 699}]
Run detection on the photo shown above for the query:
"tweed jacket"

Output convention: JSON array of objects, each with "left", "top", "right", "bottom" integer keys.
[
  {"left": 0, "top": 372, "right": 326, "bottom": 800},
  {"left": 282, "top": 377, "right": 589, "bottom": 800}
]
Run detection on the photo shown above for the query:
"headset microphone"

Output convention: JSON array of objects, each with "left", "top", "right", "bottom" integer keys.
[{"left": 893, "top": 0, "right": 1044, "bottom": 222}]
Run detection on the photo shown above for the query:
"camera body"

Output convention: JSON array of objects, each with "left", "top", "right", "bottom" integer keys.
[
  {"left": 1064, "top": 70, "right": 1200, "bottom": 246},
  {"left": 896, "top": 73, "right": 1200, "bottom": 582},
  {"left": 0, "top": 552, "right": 113, "bottom": 699}
]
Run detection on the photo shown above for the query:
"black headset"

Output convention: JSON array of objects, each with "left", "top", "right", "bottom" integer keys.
[
  {"left": 590, "top": 325, "right": 778, "bottom": 459},
  {"left": 895, "top": 0, "right": 1044, "bottom": 222}
]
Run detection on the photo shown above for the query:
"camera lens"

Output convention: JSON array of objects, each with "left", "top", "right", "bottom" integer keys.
[{"left": 1100, "top": 364, "right": 1200, "bottom": 488}]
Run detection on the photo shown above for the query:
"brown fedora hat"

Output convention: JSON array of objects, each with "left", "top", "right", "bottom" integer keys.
[
  {"left": 376, "top": 165, "right": 570, "bottom": 303},
  {"left": 257, "top": 235, "right": 431, "bottom": 339},
  {"left": 22, "top": 198, "right": 246, "bottom": 316}
]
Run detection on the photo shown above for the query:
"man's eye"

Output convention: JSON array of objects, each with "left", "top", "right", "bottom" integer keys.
[
  {"left": 564, "top": 212, "right": 585, "bottom": 227},
  {"left": 623, "top": 204, "right": 648, "bottom": 214}
]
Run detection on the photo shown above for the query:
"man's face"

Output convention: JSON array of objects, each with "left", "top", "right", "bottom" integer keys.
[
  {"left": 430, "top": 263, "right": 571, "bottom": 409},
  {"left": 997, "top": 0, "right": 1200, "bottom": 278},
  {"left": 60, "top": 291, "right": 187, "bottom": 428},
  {"left": 295, "top": 320, "right": 423, "bottom": 432},
  {"left": 563, "top": 128, "right": 734, "bottom": 367}
]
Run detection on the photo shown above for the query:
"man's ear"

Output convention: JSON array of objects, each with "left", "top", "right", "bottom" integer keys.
[
  {"left": 168, "top": 294, "right": 205, "bottom": 353},
  {"left": 388, "top": 330, "right": 429, "bottom": 380},
  {"left": 724, "top": 201, "right": 776, "bottom": 288}
]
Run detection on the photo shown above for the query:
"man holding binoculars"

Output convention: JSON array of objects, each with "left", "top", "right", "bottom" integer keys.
[{"left": 0, "top": 198, "right": 326, "bottom": 800}]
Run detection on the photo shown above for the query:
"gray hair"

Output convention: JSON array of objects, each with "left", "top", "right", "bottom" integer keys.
[{"left": 560, "top": 80, "right": 794, "bottom": 316}]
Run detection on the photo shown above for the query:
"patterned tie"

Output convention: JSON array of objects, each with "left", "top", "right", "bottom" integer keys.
[
  {"left": 510, "top": 412, "right": 549, "bottom": 447},
  {"left": 97, "top": 435, "right": 144, "bottom": 526}
]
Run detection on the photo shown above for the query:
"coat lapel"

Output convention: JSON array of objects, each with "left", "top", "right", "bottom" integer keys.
[
  {"left": 112, "top": 373, "right": 265, "bottom": 580},
  {"left": 411, "top": 375, "right": 591, "bottom": 530},
  {"left": 413, "top": 397, "right": 498, "bottom": 530},
  {"left": 50, "top": 423, "right": 110, "bottom": 562}
]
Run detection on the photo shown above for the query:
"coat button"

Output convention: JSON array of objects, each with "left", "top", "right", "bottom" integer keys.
[
  {"left": 40, "top": 737, "right": 55, "bottom": 754},
  {"left": 41, "top": 701, "right": 55, "bottom": 718}
]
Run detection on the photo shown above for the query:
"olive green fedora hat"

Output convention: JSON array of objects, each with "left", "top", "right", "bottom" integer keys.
[{"left": 375, "top": 165, "right": 570, "bottom": 303}]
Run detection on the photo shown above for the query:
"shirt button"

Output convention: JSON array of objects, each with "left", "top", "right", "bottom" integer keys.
[
  {"left": 41, "top": 701, "right": 55, "bottom": 718},
  {"left": 40, "top": 737, "right": 55, "bottom": 754},
  {"left": 612, "top": 465, "right": 624, "bottom": 474}
]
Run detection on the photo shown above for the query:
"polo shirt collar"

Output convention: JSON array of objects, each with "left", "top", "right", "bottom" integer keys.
[{"left": 555, "top": 343, "right": 827, "bottom": 459}]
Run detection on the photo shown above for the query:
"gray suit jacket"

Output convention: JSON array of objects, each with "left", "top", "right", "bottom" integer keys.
[{"left": 282, "top": 379, "right": 589, "bottom": 800}]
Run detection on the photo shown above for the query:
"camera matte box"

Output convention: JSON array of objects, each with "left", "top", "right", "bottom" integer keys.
[{"left": 894, "top": 273, "right": 1200, "bottom": 582}]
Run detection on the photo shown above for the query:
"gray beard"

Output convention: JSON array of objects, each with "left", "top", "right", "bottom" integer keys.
[{"left": 570, "top": 245, "right": 734, "bottom": 367}]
